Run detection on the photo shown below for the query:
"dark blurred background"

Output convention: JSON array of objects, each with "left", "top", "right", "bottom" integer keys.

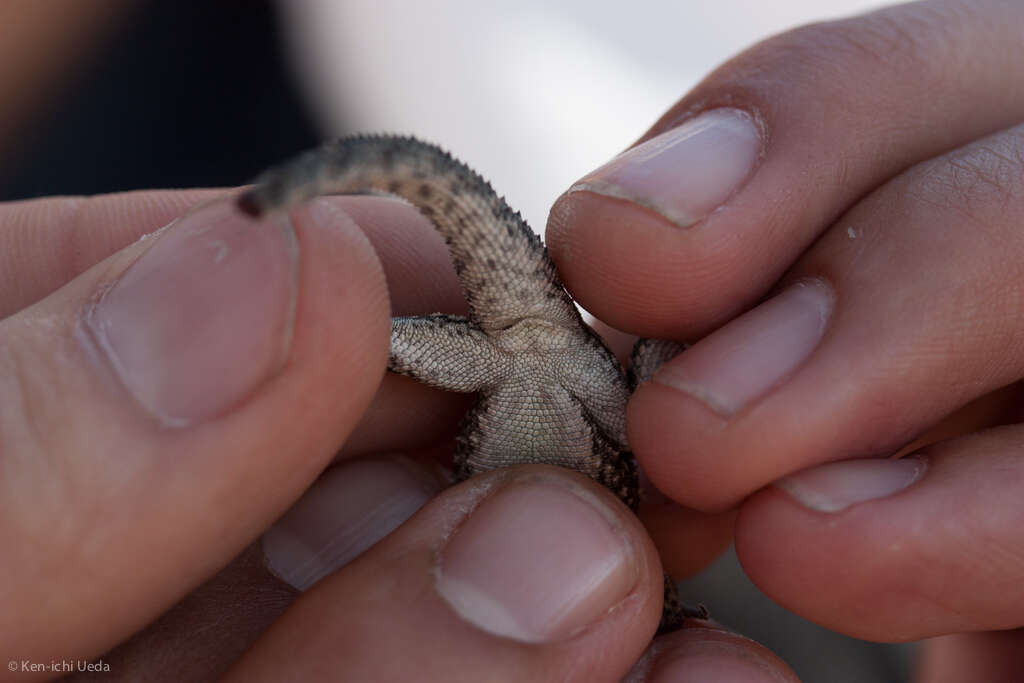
[{"left": 0, "top": 0, "right": 320, "bottom": 201}]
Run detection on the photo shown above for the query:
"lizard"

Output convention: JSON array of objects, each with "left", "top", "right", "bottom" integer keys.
[{"left": 237, "top": 134, "right": 702, "bottom": 632}]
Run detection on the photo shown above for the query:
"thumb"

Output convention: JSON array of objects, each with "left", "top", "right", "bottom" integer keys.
[
  {"left": 0, "top": 195, "right": 389, "bottom": 666},
  {"left": 231, "top": 465, "right": 664, "bottom": 682}
]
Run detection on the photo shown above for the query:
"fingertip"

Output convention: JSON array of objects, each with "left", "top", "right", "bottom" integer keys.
[
  {"left": 332, "top": 195, "right": 467, "bottom": 316},
  {"left": 548, "top": 190, "right": 742, "bottom": 339},
  {"left": 628, "top": 379, "right": 744, "bottom": 512},
  {"left": 0, "top": 192, "right": 393, "bottom": 662},
  {"left": 82, "top": 198, "right": 300, "bottom": 427},
  {"left": 735, "top": 434, "right": 1024, "bottom": 641},
  {"left": 289, "top": 197, "right": 391, "bottom": 378},
  {"left": 569, "top": 109, "right": 763, "bottom": 231},
  {"left": 435, "top": 472, "right": 649, "bottom": 644},
  {"left": 232, "top": 466, "right": 665, "bottom": 682},
  {"left": 262, "top": 455, "right": 446, "bottom": 591},
  {"left": 630, "top": 625, "right": 798, "bottom": 683}
]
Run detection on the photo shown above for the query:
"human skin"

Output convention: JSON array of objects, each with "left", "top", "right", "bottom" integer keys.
[{"left": 4, "top": 0, "right": 1023, "bottom": 680}]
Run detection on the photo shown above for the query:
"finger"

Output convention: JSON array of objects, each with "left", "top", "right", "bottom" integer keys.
[
  {"left": 331, "top": 196, "right": 466, "bottom": 317},
  {"left": 0, "top": 189, "right": 220, "bottom": 316},
  {"left": 638, "top": 500, "right": 735, "bottom": 579},
  {"left": 87, "top": 543, "right": 297, "bottom": 682},
  {"left": 0, "top": 193, "right": 463, "bottom": 320},
  {"left": 547, "top": 0, "right": 1024, "bottom": 339},
  {"left": 0, "top": 191, "right": 470, "bottom": 457},
  {"left": 89, "top": 455, "right": 446, "bottom": 681},
  {"left": 626, "top": 625, "right": 798, "bottom": 683},
  {"left": 631, "top": 122, "right": 1024, "bottom": 509},
  {"left": 916, "top": 630, "right": 1024, "bottom": 683},
  {"left": 341, "top": 374, "right": 472, "bottom": 457},
  {"left": 229, "top": 466, "right": 664, "bottom": 683},
  {"left": 735, "top": 426, "right": 1024, "bottom": 641},
  {"left": 0, "top": 194, "right": 389, "bottom": 663},
  {"left": 576, "top": 320, "right": 738, "bottom": 577}
]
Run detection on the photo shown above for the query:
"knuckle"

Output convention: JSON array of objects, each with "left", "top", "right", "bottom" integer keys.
[
  {"left": 0, "top": 313, "right": 97, "bottom": 476},
  {"left": 709, "top": 3, "right": 975, "bottom": 104},
  {"left": 909, "top": 125, "right": 1024, "bottom": 221},
  {"left": 0, "top": 318, "right": 110, "bottom": 548},
  {"left": 810, "top": 15, "right": 919, "bottom": 69},
  {"left": 894, "top": 126, "right": 1024, "bottom": 355},
  {"left": 0, "top": 321, "right": 64, "bottom": 462},
  {"left": 780, "top": 7, "right": 942, "bottom": 83}
]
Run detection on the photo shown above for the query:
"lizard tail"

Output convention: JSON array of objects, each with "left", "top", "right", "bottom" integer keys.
[{"left": 237, "top": 134, "right": 579, "bottom": 331}]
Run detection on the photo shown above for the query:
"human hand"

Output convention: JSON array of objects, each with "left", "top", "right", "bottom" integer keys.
[
  {"left": 547, "top": 0, "right": 1024, "bottom": 678},
  {"left": 0, "top": 192, "right": 794, "bottom": 681}
]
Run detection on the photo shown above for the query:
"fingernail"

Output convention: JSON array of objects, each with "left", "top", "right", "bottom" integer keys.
[
  {"left": 263, "top": 457, "right": 444, "bottom": 589},
  {"left": 775, "top": 457, "right": 926, "bottom": 513},
  {"left": 570, "top": 108, "right": 762, "bottom": 228},
  {"left": 654, "top": 279, "right": 832, "bottom": 416},
  {"left": 84, "top": 198, "right": 298, "bottom": 426},
  {"left": 436, "top": 476, "right": 639, "bottom": 643}
]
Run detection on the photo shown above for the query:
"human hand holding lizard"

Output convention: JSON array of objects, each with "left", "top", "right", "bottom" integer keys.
[
  {"left": 549, "top": 0, "right": 1024, "bottom": 678},
  {"left": 5, "top": 0, "right": 1022, "bottom": 680},
  {"left": 0, "top": 192, "right": 787, "bottom": 681}
]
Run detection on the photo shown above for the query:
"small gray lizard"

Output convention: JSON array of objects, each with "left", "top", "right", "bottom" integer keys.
[{"left": 237, "top": 135, "right": 700, "bottom": 631}]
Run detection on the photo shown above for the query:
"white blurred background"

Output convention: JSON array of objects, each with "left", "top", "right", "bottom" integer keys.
[{"left": 278, "top": 0, "right": 885, "bottom": 230}]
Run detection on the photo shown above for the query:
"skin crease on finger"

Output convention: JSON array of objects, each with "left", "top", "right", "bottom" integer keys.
[{"left": 0, "top": 189, "right": 223, "bottom": 316}]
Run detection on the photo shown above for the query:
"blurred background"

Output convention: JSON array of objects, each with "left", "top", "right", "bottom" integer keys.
[
  {"left": 0, "top": 0, "right": 914, "bottom": 680},
  {"left": 3, "top": 0, "right": 885, "bottom": 230}
]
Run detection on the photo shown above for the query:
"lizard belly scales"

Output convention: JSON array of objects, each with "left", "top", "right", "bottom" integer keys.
[{"left": 238, "top": 135, "right": 691, "bottom": 630}]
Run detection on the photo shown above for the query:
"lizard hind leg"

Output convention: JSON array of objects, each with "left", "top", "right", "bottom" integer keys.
[
  {"left": 628, "top": 338, "right": 688, "bottom": 391},
  {"left": 451, "top": 396, "right": 490, "bottom": 483},
  {"left": 659, "top": 575, "right": 709, "bottom": 633},
  {"left": 593, "top": 439, "right": 640, "bottom": 511}
]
